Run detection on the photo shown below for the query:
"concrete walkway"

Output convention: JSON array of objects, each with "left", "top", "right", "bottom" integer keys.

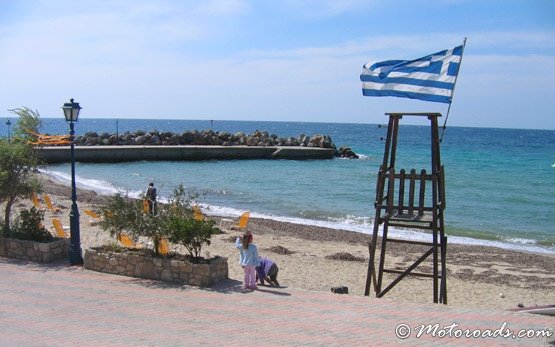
[{"left": 0, "top": 258, "right": 552, "bottom": 346}]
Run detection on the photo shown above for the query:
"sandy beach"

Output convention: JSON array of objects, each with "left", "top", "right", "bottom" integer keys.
[{"left": 18, "top": 173, "right": 554, "bottom": 311}]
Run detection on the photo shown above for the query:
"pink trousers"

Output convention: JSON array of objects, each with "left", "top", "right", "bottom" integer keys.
[{"left": 243, "top": 266, "right": 257, "bottom": 289}]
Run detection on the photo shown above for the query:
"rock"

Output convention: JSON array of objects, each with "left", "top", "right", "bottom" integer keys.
[
  {"left": 135, "top": 135, "right": 147, "bottom": 145},
  {"left": 331, "top": 286, "right": 349, "bottom": 294},
  {"left": 150, "top": 135, "right": 161, "bottom": 145},
  {"left": 517, "top": 303, "right": 524, "bottom": 308},
  {"left": 336, "top": 146, "right": 359, "bottom": 159}
]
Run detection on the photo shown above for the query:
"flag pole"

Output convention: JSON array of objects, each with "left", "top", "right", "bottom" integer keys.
[{"left": 440, "top": 37, "right": 467, "bottom": 142}]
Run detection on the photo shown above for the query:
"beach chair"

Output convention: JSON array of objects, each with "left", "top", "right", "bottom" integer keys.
[
  {"left": 220, "top": 211, "right": 250, "bottom": 231},
  {"left": 83, "top": 209, "right": 102, "bottom": 226},
  {"left": 43, "top": 194, "right": 61, "bottom": 213},
  {"left": 157, "top": 238, "right": 170, "bottom": 255},
  {"left": 51, "top": 218, "right": 69, "bottom": 238},
  {"left": 193, "top": 205, "right": 206, "bottom": 221},
  {"left": 31, "top": 193, "right": 43, "bottom": 210},
  {"left": 117, "top": 233, "right": 143, "bottom": 249}
]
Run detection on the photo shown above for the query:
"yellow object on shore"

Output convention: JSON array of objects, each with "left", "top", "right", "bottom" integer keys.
[
  {"left": 117, "top": 234, "right": 142, "bottom": 249},
  {"left": 220, "top": 211, "right": 250, "bottom": 231},
  {"left": 43, "top": 194, "right": 61, "bottom": 213},
  {"left": 31, "top": 193, "right": 43, "bottom": 210},
  {"left": 51, "top": 218, "right": 68, "bottom": 238},
  {"left": 193, "top": 206, "right": 205, "bottom": 221},
  {"left": 157, "top": 238, "right": 170, "bottom": 255},
  {"left": 83, "top": 209, "right": 102, "bottom": 226}
]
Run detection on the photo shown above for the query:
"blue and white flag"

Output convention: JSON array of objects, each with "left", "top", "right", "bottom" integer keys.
[{"left": 360, "top": 45, "right": 463, "bottom": 103}]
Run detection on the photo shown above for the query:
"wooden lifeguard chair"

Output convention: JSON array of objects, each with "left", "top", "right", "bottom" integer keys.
[{"left": 364, "top": 112, "right": 447, "bottom": 304}]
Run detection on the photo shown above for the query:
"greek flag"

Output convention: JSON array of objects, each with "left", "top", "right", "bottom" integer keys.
[{"left": 360, "top": 45, "right": 463, "bottom": 103}]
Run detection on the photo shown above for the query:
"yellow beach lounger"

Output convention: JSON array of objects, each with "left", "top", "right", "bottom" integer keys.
[
  {"left": 83, "top": 209, "right": 102, "bottom": 225},
  {"left": 193, "top": 206, "right": 206, "bottom": 221},
  {"left": 220, "top": 211, "right": 250, "bottom": 231},
  {"left": 117, "top": 234, "right": 143, "bottom": 249},
  {"left": 43, "top": 194, "right": 61, "bottom": 213},
  {"left": 157, "top": 238, "right": 170, "bottom": 255},
  {"left": 52, "top": 218, "right": 69, "bottom": 238},
  {"left": 31, "top": 193, "right": 43, "bottom": 210}
]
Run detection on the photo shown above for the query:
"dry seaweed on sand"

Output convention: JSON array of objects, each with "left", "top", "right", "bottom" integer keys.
[
  {"left": 267, "top": 245, "right": 294, "bottom": 255},
  {"left": 325, "top": 252, "right": 365, "bottom": 262}
]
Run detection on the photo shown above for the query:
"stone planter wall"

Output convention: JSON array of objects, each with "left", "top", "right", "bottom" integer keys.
[
  {"left": 84, "top": 248, "right": 228, "bottom": 287},
  {"left": 0, "top": 237, "right": 70, "bottom": 263}
]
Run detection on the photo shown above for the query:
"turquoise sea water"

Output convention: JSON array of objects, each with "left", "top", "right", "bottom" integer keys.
[{"left": 27, "top": 118, "right": 555, "bottom": 254}]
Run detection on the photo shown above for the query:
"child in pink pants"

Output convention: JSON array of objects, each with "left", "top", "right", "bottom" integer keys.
[{"left": 235, "top": 233, "right": 260, "bottom": 291}]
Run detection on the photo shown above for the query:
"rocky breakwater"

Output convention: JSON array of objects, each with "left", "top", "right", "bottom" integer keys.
[
  {"left": 74, "top": 129, "right": 336, "bottom": 149},
  {"left": 35, "top": 129, "right": 362, "bottom": 163},
  {"left": 72, "top": 129, "right": 360, "bottom": 159}
]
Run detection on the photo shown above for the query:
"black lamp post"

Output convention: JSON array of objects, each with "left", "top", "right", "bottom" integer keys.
[
  {"left": 6, "top": 119, "right": 11, "bottom": 143},
  {"left": 62, "top": 98, "right": 83, "bottom": 265}
]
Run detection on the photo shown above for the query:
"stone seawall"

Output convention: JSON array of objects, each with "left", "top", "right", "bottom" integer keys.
[{"left": 36, "top": 145, "right": 336, "bottom": 163}]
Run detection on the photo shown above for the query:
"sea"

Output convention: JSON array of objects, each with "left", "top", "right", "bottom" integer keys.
[{"left": 16, "top": 117, "right": 555, "bottom": 255}]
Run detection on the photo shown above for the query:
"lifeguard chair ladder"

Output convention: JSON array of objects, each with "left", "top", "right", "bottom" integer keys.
[{"left": 364, "top": 112, "right": 447, "bottom": 304}]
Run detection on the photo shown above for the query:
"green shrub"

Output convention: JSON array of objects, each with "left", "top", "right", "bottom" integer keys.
[
  {"left": 168, "top": 218, "right": 218, "bottom": 261},
  {"left": 98, "top": 184, "right": 214, "bottom": 259},
  {"left": 10, "top": 207, "right": 53, "bottom": 243}
]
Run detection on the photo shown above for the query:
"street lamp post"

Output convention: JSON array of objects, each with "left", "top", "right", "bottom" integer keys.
[
  {"left": 62, "top": 98, "right": 83, "bottom": 265},
  {"left": 6, "top": 119, "right": 11, "bottom": 143}
]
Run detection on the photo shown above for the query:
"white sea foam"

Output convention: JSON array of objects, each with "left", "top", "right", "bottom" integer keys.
[
  {"left": 41, "top": 169, "right": 554, "bottom": 255},
  {"left": 357, "top": 154, "right": 371, "bottom": 160},
  {"left": 40, "top": 169, "right": 168, "bottom": 203}
]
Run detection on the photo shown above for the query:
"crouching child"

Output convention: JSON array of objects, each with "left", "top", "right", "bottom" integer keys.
[{"left": 256, "top": 257, "right": 279, "bottom": 286}]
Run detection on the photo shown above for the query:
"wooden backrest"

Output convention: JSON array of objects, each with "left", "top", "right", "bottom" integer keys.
[{"left": 377, "top": 168, "right": 445, "bottom": 216}]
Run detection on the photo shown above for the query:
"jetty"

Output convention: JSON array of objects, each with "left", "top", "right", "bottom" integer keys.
[
  {"left": 32, "top": 129, "right": 346, "bottom": 163},
  {"left": 35, "top": 145, "right": 335, "bottom": 163}
]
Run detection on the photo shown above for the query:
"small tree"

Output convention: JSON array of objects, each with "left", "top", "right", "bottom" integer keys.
[
  {"left": 0, "top": 140, "right": 41, "bottom": 236},
  {"left": 9, "top": 107, "right": 42, "bottom": 142}
]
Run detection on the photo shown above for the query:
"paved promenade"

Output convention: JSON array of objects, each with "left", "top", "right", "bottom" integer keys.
[{"left": 0, "top": 258, "right": 552, "bottom": 346}]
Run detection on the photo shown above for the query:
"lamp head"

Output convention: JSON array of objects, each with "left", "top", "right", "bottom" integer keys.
[{"left": 62, "top": 98, "right": 82, "bottom": 122}]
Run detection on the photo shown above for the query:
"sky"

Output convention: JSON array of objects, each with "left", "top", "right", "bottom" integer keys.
[{"left": 1, "top": 0, "right": 554, "bottom": 129}]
